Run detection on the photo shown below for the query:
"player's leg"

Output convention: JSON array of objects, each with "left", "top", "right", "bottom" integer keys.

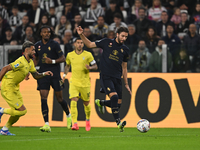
[
  {"left": 37, "top": 78, "right": 51, "bottom": 132},
  {"left": 52, "top": 77, "right": 71, "bottom": 129},
  {"left": 69, "top": 84, "right": 80, "bottom": 130},
  {"left": 80, "top": 87, "right": 91, "bottom": 131},
  {"left": 39, "top": 90, "right": 51, "bottom": 132},
  {"left": 55, "top": 90, "right": 72, "bottom": 129},
  {"left": 0, "top": 90, "right": 27, "bottom": 135}
]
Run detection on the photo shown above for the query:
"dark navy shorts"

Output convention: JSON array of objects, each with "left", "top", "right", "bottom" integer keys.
[
  {"left": 100, "top": 74, "right": 122, "bottom": 99},
  {"left": 37, "top": 76, "right": 64, "bottom": 91}
]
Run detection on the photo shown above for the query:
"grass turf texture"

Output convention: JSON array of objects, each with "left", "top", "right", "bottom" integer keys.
[{"left": 0, "top": 127, "right": 200, "bottom": 150}]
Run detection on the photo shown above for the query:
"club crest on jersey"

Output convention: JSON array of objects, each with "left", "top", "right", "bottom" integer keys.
[
  {"left": 121, "top": 49, "right": 123, "bottom": 53},
  {"left": 83, "top": 57, "right": 85, "bottom": 60},
  {"left": 112, "top": 50, "right": 118, "bottom": 55},
  {"left": 38, "top": 45, "right": 41, "bottom": 51},
  {"left": 108, "top": 43, "right": 112, "bottom": 47},
  {"left": 48, "top": 47, "right": 51, "bottom": 51},
  {"left": 14, "top": 63, "right": 19, "bottom": 68}
]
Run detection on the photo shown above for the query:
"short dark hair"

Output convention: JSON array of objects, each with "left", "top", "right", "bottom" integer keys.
[
  {"left": 114, "top": 13, "right": 122, "bottom": 19},
  {"left": 39, "top": 25, "right": 54, "bottom": 39},
  {"left": 74, "top": 37, "right": 82, "bottom": 42},
  {"left": 138, "top": 6, "right": 146, "bottom": 12},
  {"left": 116, "top": 27, "right": 129, "bottom": 34},
  {"left": 22, "top": 41, "right": 34, "bottom": 52},
  {"left": 109, "top": 0, "right": 116, "bottom": 4},
  {"left": 65, "top": 0, "right": 73, "bottom": 4}
]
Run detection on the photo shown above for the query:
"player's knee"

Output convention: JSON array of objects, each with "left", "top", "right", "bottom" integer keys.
[
  {"left": 110, "top": 95, "right": 118, "bottom": 108},
  {"left": 19, "top": 109, "right": 27, "bottom": 116}
]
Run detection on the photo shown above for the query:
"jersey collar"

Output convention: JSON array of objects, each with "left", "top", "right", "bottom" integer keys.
[{"left": 23, "top": 55, "right": 30, "bottom": 63}]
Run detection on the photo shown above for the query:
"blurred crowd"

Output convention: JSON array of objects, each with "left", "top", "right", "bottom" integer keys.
[{"left": 1, "top": 0, "right": 200, "bottom": 72}]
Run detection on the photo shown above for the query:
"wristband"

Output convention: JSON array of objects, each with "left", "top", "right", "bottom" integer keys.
[
  {"left": 52, "top": 60, "right": 56, "bottom": 64},
  {"left": 43, "top": 72, "right": 46, "bottom": 76},
  {"left": 63, "top": 74, "right": 66, "bottom": 78}
]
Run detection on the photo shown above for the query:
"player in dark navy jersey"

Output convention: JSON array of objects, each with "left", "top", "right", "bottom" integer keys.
[
  {"left": 77, "top": 26, "right": 132, "bottom": 132},
  {"left": 34, "top": 25, "right": 72, "bottom": 132}
]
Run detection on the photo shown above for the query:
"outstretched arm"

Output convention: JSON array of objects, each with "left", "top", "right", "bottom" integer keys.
[
  {"left": 122, "top": 62, "right": 132, "bottom": 95},
  {"left": 31, "top": 71, "right": 53, "bottom": 80},
  {"left": 0, "top": 65, "right": 12, "bottom": 81},
  {"left": 76, "top": 26, "right": 97, "bottom": 48}
]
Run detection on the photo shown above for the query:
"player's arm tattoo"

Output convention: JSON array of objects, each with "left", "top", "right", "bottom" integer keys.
[
  {"left": 31, "top": 72, "right": 44, "bottom": 80},
  {"left": 64, "top": 64, "right": 70, "bottom": 75}
]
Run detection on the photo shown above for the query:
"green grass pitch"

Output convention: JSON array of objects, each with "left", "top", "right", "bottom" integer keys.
[{"left": 0, "top": 127, "right": 200, "bottom": 150}]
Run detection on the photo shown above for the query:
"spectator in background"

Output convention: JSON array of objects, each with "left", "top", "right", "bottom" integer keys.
[
  {"left": 148, "top": 0, "right": 167, "bottom": 22},
  {"left": 35, "top": 14, "right": 52, "bottom": 37},
  {"left": 0, "top": 27, "right": 15, "bottom": 45},
  {"left": 83, "top": 26, "right": 96, "bottom": 52},
  {"left": 128, "top": 0, "right": 143, "bottom": 22},
  {"left": 128, "top": 40, "right": 151, "bottom": 72},
  {"left": 53, "top": 35, "right": 62, "bottom": 44},
  {"left": 0, "top": 2, "right": 9, "bottom": 21},
  {"left": 13, "top": 15, "right": 29, "bottom": 44},
  {"left": 85, "top": 0, "right": 104, "bottom": 25},
  {"left": 183, "top": 24, "right": 200, "bottom": 61},
  {"left": 191, "top": 50, "right": 200, "bottom": 72},
  {"left": 190, "top": 3, "right": 200, "bottom": 33},
  {"left": 1, "top": 0, "right": 15, "bottom": 14},
  {"left": 93, "top": 16, "right": 108, "bottom": 39},
  {"left": 14, "top": 0, "right": 32, "bottom": 12},
  {"left": 49, "top": 6, "right": 57, "bottom": 29},
  {"left": 125, "top": 24, "right": 141, "bottom": 57},
  {"left": 0, "top": 14, "right": 10, "bottom": 41},
  {"left": 107, "top": 30, "right": 115, "bottom": 39},
  {"left": 105, "top": 0, "right": 124, "bottom": 25},
  {"left": 162, "top": 24, "right": 181, "bottom": 59},
  {"left": 21, "top": 25, "right": 38, "bottom": 44},
  {"left": 173, "top": 49, "right": 190, "bottom": 72},
  {"left": 91, "top": 47, "right": 101, "bottom": 72},
  {"left": 63, "top": 30, "right": 73, "bottom": 56},
  {"left": 109, "top": 13, "right": 127, "bottom": 31},
  {"left": 134, "top": 7, "right": 152, "bottom": 38},
  {"left": 55, "top": 15, "right": 71, "bottom": 38},
  {"left": 170, "top": 7, "right": 181, "bottom": 29},
  {"left": 175, "top": 10, "right": 190, "bottom": 40},
  {"left": 71, "top": 13, "right": 86, "bottom": 37},
  {"left": 39, "top": 0, "right": 58, "bottom": 12},
  {"left": 177, "top": 0, "right": 199, "bottom": 16},
  {"left": 156, "top": 11, "right": 174, "bottom": 37},
  {"left": 144, "top": 27, "right": 159, "bottom": 53},
  {"left": 149, "top": 39, "right": 172, "bottom": 72},
  {"left": 26, "top": 0, "right": 46, "bottom": 28},
  {"left": 9, "top": 6, "right": 22, "bottom": 32},
  {"left": 62, "top": 0, "right": 79, "bottom": 23}
]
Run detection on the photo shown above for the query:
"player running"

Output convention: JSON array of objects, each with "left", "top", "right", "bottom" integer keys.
[
  {"left": 34, "top": 25, "right": 71, "bottom": 132},
  {"left": 0, "top": 41, "right": 53, "bottom": 135},
  {"left": 76, "top": 26, "right": 132, "bottom": 132},
  {"left": 63, "top": 37, "right": 97, "bottom": 131}
]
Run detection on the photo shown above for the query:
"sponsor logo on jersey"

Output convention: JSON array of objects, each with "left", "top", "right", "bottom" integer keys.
[{"left": 14, "top": 63, "right": 19, "bottom": 68}]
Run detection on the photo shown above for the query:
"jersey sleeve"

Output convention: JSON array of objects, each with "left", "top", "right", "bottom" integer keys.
[
  {"left": 66, "top": 53, "right": 71, "bottom": 65},
  {"left": 29, "top": 59, "right": 37, "bottom": 73},
  {"left": 87, "top": 52, "right": 95, "bottom": 65},
  {"left": 123, "top": 48, "right": 130, "bottom": 62},
  {"left": 55, "top": 42, "right": 64, "bottom": 57},
  {"left": 10, "top": 57, "right": 24, "bottom": 71},
  {"left": 95, "top": 38, "right": 107, "bottom": 49}
]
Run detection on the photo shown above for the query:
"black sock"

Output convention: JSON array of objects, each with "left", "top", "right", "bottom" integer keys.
[
  {"left": 100, "top": 100, "right": 111, "bottom": 107},
  {"left": 41, "top": 99, "right": 48, "bottom": 122},
  {"left": 118, "top": 103, "right": 121, "bottom": 109},
  {"left": 59, "top": 99, "right": 70, "bottom": 115},
  {"left": 110, "top": 95, "right": 120, "bottom": 125}
]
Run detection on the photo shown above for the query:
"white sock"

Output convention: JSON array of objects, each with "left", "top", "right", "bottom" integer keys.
[
  {"left": 45, "top": 122, "right": 49, "bottom": 126},
  {"left": 0, "top": 108, "right": 4, "bottom": 113},
  {"left": 67, "top": 113, "right": 71, "bottom": 118},
  {"left": 2, "top": 126, "right": 8, "bottom": 131}
]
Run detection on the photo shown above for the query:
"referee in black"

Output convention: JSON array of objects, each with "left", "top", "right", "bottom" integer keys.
[{"left": 76, "top": 26, "right": 132, "bottom": 132}]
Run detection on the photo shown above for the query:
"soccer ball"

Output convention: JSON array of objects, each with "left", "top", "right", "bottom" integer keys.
[{"left": 137, "top": 119, "right": 150, "bottom": 133}]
